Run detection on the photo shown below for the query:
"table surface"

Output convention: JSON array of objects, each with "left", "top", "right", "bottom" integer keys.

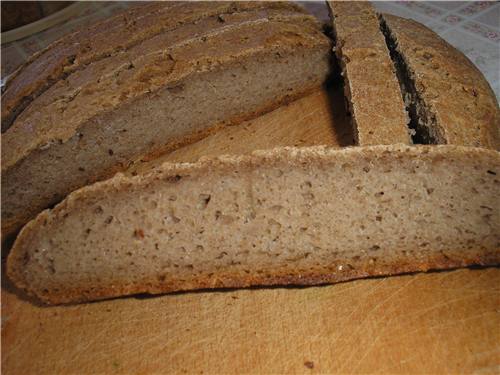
[{"left": 2, "top": 88, "right": 500, "bottom": 375}]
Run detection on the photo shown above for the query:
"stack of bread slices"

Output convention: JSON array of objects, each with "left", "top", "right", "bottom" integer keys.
[{"left": 3, "top": 1, "right": 499, "bottom": 304}]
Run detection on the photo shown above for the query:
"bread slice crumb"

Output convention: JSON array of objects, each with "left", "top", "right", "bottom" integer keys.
[{"left": 7, "top": 145, "right": 500, "bottom": 304}]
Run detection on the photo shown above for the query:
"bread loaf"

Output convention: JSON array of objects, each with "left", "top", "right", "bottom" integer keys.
[
  {"left": 7, "top": 145, "right": 499, "bottom": 304},
  {"left": 1, "top": 2, "right": 332, "bottom": 238},
  {"left": 6, "top": 2, "right": 500, "bottom": 305}
]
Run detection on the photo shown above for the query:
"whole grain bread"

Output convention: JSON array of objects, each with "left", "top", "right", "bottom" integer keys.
[
  {"left": 328, "top": 1, "right": 411, "bottom": 145},
  {"left": 7, "top": 145, "right": 500, "bottom": 304},
  {"left": 380, "top": 14, "right": 500, "bottom": 149},
  {"left": 5, "top": 5, "right": 500, "bottom": 305},
  {"left": 1, "top": 3, "right": 332, "bottom": 238},
  {"left": 1, "top": 1, "right": 306, "bottom": 132}
]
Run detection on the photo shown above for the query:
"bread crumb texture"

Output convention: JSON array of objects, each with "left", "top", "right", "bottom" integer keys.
[
  {"left": 7, "top": 145, "right": 500, "bottom": 304},
  {"left": 1, "top": 2, "right": 331, "bottom": 237}
]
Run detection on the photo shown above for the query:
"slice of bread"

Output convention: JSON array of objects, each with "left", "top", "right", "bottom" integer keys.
[
  {"left": 1, "top": 2, "right": 306, "bottom": 132},
  {"left": 7, "top": 145, "right": 500, "bottom": 304},
  {"left": 328, "top": 1, "right": 411, "bottom": 145},
  {"left": 1, "top": 3, "right": 332, "bottom": 238}
]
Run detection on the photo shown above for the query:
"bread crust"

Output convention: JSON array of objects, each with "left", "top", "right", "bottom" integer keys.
[
  {"left": 381, "top": 14, "right": 500, "bottom": 149},
  {"left": 16, "top": 252, "right": 500, "bottom": 305},
  {"left": 16, "top": 247, "right": 499, "bottom": 305}
]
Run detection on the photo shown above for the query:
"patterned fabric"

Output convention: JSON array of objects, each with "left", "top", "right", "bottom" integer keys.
[{"left": 2, "top": 1, "right": 499, "bottom": 99}]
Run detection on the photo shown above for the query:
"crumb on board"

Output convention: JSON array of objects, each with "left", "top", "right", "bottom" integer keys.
[{"left": 304, "top": 361, "right": 314, "bottom": 369}]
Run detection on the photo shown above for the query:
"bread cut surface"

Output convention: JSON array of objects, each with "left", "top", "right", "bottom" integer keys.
[
  {"left": 328, "top": 1, "right": 411, "bottom": 145},
  {"left": 1, "top": 4, "right": 332, "bottom": 238},
  {"left": 380, "top": 14, "right": 500, "bottom": 149},
  {"left": 7, "top": 145, "right": 500, "bottom": 304},
  {"left": 1, "top": 1, "right": 306, "bottom": 132}
]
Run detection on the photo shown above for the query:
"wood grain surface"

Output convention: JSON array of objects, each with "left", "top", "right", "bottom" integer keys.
[{"left": 2, "top": 87, "right": 499, "bottom": 374}]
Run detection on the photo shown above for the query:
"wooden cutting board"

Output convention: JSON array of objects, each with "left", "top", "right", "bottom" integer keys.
[{"left": 2, "top": 87, "right": 499, "bottom": 375}]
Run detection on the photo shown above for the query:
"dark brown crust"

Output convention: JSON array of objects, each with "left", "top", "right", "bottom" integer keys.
[{"left": 30, "top": 248, "right": 500, "bottom": 305}]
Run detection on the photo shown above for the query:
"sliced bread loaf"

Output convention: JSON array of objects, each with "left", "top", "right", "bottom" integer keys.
[
  {"left": 328, "top": 2, "right": 499, "bottom": 149},
  {"left": 1, "top": 4, "right": 332, "bottom": 238},
  {"left": 328, "top": 1, "right": 411, "bottom": 145},
  {"left": 7, "top": 145, "right": 499, "bottom": 304},
  {"left": 380, "top": 14, "right": 500, "bottom": 149},
  {"left": 1, "top": 1, "right": 306, "bottom": 132}
]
